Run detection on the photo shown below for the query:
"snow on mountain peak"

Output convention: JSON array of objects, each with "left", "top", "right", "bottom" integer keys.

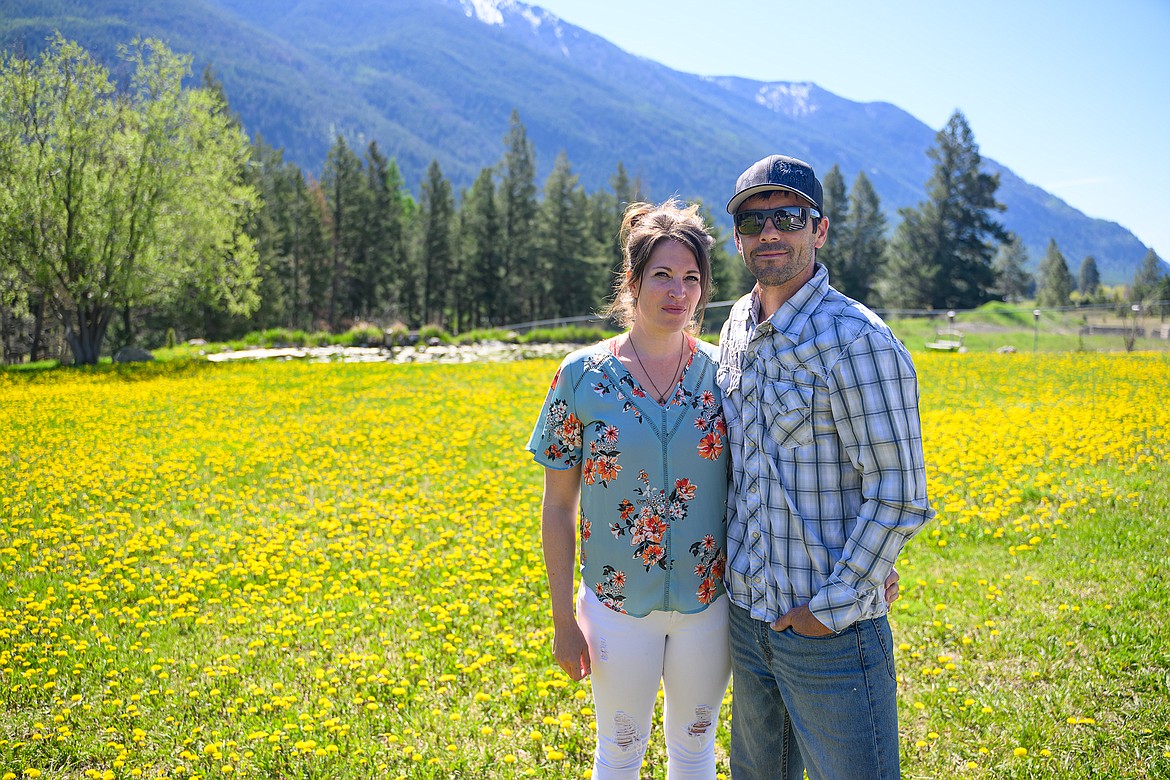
[
  {"left": 756, "top": 83, "right": 817, "bottom": 117},
  {"left": 455, "top": 0, "right": 570, "bottom": 55}
]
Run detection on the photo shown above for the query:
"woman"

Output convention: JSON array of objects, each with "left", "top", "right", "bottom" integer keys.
[{"left": 527, "top": 199, "right": 730, "bottom": 779}]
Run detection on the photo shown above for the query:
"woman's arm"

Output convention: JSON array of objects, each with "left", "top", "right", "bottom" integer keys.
[{"left": 541, "top": 465, "right": 591, "bottom": 681}]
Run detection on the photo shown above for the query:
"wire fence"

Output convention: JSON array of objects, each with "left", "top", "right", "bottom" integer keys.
[{"left": 502, "top": 300, "right": 1170, "bottom": 352}]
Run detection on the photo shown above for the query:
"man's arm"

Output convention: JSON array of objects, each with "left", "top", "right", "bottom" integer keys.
[{"left": 806, "top": 333, "right": 934, "bottom": 633}]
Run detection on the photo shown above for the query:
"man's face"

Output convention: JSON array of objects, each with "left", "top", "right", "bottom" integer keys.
[{"left": 734, "top": 190, "right": 828, "bottom": 289}]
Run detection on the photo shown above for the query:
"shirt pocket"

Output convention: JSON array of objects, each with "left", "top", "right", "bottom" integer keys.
[{"left": 763, "top": 380, "right": 814, "bottom": 448}]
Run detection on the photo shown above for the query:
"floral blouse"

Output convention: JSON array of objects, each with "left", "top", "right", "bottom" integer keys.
[{"left": 527, "top": 336, "right": 729, "bottom": 618}]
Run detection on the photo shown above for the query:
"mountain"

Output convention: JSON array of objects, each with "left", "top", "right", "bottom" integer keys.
[{"left": 0, "top": 0, "right": 1152, "bottom": 285}]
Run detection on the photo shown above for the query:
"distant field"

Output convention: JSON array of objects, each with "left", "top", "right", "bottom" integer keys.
[
  {"left": 701, "top": 301, "right": 1170, "bottom": 354},
  {"left": 1, "top": 354, "right": 1168, "bottom": 779}
]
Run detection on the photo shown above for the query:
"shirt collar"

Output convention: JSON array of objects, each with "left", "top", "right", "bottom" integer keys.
[{"left": 749, "top": 263, "right": 830, "bottom": 341}]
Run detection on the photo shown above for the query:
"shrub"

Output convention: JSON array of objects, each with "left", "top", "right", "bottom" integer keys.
[
  {"left": 519, "top": 325, "right": 615, "bottom": 344},
  {"left": 384, "top": 323, "right": 411, "bottom": 347},
  {"left": 418, "top": 324, "right": 452, "bottom": 344},
  {"left": 455, "top": 328, "right": 520, "bottom": 345}
]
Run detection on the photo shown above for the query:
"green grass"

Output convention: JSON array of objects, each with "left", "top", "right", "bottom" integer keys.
[{"left": 1, "top": 354, "right": 1168, "bottom": 779}]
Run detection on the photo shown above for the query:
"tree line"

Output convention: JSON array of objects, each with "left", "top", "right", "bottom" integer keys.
[
  {"left": 2, "top": 38, "right": 1166, "bottom": 365},
  {"left": 227, "top": 111, "right": 744, "bottom": 343}
]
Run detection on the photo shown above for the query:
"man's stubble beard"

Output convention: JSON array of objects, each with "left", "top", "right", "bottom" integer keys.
[{"left": 744, "top": 243, "right": 813, "bottom": 288}]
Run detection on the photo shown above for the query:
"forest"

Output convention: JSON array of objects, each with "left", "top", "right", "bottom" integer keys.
[{"left": 2, "top": 38, "right": 1167, "bottom": 365}]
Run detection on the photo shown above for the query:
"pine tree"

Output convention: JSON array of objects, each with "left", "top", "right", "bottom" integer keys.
[
  {"left": 992, "top": 233, "right": 1033, "bottom": 303},
  {"left": 418, "top": 160, "right": 455, "bottom": 327},
  {"left": 699, "top": 201, "right": 746, "bottom": 308},
  {"left": 286, "top": 170, "right": 331, "bottom": 331},
  {"left": 240, "top": 137, "right": 294, "bottom": 331},
  {"left": 588, "top": 162, "right": 642, "bottom": 308},
  {"left": 1036, "top": 239, "right": 1074, "bottom": 307},
  {"left": 815, "top": 165, "right": 848, "bottom": 285},
  {"left": 497, "top": 110, "right": 539, "bottom": 323},
  {"left": 539, "top": 152, "right": 599, "bottom": 319},
  {"left": 320, "top": 135, "right": 366, "bottom": 329},
  {"left": 361, "top": 143, "right": 411, "bottom": 323},
  {"left": 461, "top": 167, "right": 503, "bottom": 328},
  {"left": 1077, "top": 255, "right": 1101, "bottom": 299},
  {"left": 879, "top": 208, "right": 940, "bottom": 310},
  {"left": 304, "top": 178, "right": 335, "bottom": 328},
  {"left": 879, "top": 111, "right": 1007, "bottom": 309},
  {"left": 1132, "top": 249, "right": 1167, "bottom": 302},
  {"left": 832, "top": 171, "right": 886, "bottom": 304}
]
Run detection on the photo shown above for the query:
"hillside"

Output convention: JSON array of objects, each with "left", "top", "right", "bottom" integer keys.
[{"left": 0, "top": 0, "right": 1153, "bottom": 284}]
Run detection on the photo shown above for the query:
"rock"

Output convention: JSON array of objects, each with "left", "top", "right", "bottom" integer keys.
[
  {"left": 114, "top": 347, "right": 156, "bottom": 363},
  {"left": 996, "top": 345, "right": 1017, "bottom": 354}
]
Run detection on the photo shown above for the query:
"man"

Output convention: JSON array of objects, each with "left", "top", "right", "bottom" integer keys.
[{"left": 717, "top": 154, "right": 935, "bottom": 780}]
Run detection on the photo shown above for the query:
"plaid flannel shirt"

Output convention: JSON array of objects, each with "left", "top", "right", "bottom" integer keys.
[{"left": 717, "top": 264, "right": 934, "bottom": 632}]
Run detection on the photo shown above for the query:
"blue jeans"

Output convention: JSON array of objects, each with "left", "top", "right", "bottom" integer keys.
[{"left": 728, "top": 602, "right": 900, "bottom": 780}]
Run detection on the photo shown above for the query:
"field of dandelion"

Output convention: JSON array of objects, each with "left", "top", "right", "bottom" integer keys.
[{"left": 2, "top": 352, "right": 1168, "bottom": 780}]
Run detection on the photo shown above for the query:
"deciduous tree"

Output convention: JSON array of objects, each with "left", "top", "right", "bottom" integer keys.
[{"left": 0, "top": 36, "right": 259, "bottom": 364}]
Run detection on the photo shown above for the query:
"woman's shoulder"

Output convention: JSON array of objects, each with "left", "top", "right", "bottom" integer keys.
[
  {"left": 548, "top": 339, "right": 616, "bottom": 389},
  {"left": 556, "top": 339, "right": 615, "bottom": 372},
  {"left": 692, "top": 337, "right": 720, "bottom": 365}
]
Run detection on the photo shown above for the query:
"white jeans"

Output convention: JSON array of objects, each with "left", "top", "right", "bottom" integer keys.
[{"left": 577, "top": 584, "right": 732, "bottom": 780}]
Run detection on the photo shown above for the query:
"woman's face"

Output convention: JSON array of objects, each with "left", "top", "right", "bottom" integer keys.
[{"left": 631, "top": 239, "right": 702, "bottom": 335}]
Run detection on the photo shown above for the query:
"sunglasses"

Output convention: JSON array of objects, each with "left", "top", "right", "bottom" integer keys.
[{"left": 734, "top": 205, "right": 820, "bottom": 235}]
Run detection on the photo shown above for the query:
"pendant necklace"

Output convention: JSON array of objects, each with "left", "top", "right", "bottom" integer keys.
[{"left": 627, "top": 332, "right": 686, "bottom": 403}]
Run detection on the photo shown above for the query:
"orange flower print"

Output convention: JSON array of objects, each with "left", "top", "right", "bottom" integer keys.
[
  {"left": 541, "top": 399, "right": 582, "bottom": 467},
  {"left": 595, "top": 455, "right": 622, "bottom": 483},
  {"left": 697, "top": 578, "right": 718, "bottom": 604},
  {"left": 698, "top": 432, "right": 723, "bottom": 460},
  {"left": 596, "top": 565, "right": 628, "bottom": 612},
  {"left": 641, "top": 544, "right": 665, "bottom": 568},
  {"left": 561, "top": 413, "right": 583, "bottom": 449},
  {"left": 644, "top": 514, "right": 667, "bottom": 539},
  {"left": 618, "top": 499, "right": 636, "bottom": 520},
  {"left": 690, "top": 535, "right": 725, "bottom": 603},
  {"left": 674, "top": 478, "right": 697, "bottom": 501},
  {"left": 583, "top": 458, "right": 598, "bottom": 485}
]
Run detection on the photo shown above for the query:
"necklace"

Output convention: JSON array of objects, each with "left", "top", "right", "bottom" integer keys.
[{"left": 627, "top": 332, "right": 686, "bottom": 403}]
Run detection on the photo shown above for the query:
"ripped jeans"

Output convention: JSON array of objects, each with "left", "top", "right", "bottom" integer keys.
[{"left": 577, "top": 584, "right": 732, "bottom": 780}]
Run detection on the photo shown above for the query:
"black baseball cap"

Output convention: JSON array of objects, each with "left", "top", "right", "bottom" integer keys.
[{"left": 726, "top": 154, "right": 823, "bottom": 215}]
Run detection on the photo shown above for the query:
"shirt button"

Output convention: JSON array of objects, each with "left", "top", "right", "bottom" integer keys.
[
  {"left": 752, "top": 531, "right": 761, "bottom": 540},
  {"left": 749, "top": 485, "right": 758, "bottom": 494},
  {"left": 753, "top": 576, "right": 762, "bottom": 584}
]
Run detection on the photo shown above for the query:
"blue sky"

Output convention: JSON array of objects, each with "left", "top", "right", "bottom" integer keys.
[{"left": 534, "top": 0, "right": 1170, "bottom": 267}]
